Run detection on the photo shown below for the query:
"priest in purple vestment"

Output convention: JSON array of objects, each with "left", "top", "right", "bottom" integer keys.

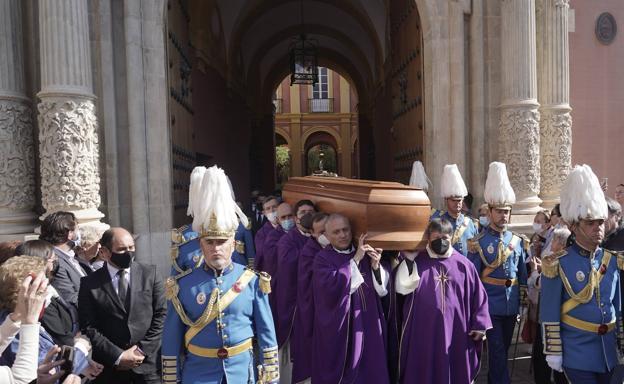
[
  {"left": 389, "top": 218, "right": 491, "bottom": 384},
  {"left": 293, "top": 212, "right": 329, "bottom": 383},
  {"left": 254, "top": 195, "right": 279, "bottom": 272},
  {"left": 275, "top": 199, "right": 316, "bottom": 384},
  {"left": 312, "top": 214, "right": 390, "bottom": 384}
]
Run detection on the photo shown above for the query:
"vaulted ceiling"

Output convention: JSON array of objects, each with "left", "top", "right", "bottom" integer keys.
[{"left": 213, "top": 0, "right": 389, "bottom": 104}]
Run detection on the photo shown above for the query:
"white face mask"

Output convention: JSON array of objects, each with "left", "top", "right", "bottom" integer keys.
[
  {"left": 479, "top": 216, "right": 489, "bottom": 227},
  {"left": 532, "top": 223, "right": 543, "bottom": 233},
  {"left": 266, "top": 212, "right": 278, "bottom": 224},
  {"left": 317, "top": 234, "right": 330, "bottom": 248}
]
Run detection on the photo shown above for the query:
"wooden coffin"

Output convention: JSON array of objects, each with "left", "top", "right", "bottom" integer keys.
[{"left": 282, "top": 176, "right": 431, "bottom": 250}]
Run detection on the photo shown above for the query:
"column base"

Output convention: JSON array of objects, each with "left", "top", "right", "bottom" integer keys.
[
  {"left": 539, "top": 195, "right": 560, "bottom": 211},
  {"left": 511, "top": 194, "right": 543, "bottom": 216},
  {"left": 0, "top": 209, "right": 38, "bottom": 236},
  {"left": 508, "top": 213, "right": 538, "bottom": 235},
  {"left": 39, "top": 208, "right": 109, "bottom": 232}
]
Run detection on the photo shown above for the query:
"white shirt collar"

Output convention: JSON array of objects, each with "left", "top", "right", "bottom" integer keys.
[
  {"left": 298, "top": 228, "right": 311, "bottom": 237},
  {"left": 106, "top": 262, "right": 130, "bottom": 280},
  {"left": 332, "top": 245, "right": 355, "bottom": 254},
  {"left": 426, "top": 244, "right": 453, "bottom": 259}
]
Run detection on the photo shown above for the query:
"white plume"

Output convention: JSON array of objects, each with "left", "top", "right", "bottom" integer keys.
[
  {"left": 484, "top": 162, "right": 516, "bottom": 206},
  {"left": 560, "top": 164, "right": 607, "bottom": 224},
  {"left": 409, "top": 161, "right": 431, "bottom": 191},
  {"left": 440, "top": 164, "right": 468, "bottom": 198},
  {"left": 192, "top": 165, "right": 248, "bottom": 234},
  {"left": 187, "top": 166, "right": 207, "bottom": 217}
]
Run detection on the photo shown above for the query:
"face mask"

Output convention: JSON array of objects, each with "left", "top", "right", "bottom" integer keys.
[
  {"left": 110, "top": 251, "right": 134, "bottom": 269},
  {"left": 280, "top": 219, "right": 295, "bottom": 232},
  {"left": 430, "top": 238, "right": 450, "bottom": 255},
  {"left": 317, "top": 234, "right": 330, "bottom": 247},
  {"left": 68, "top": 231, "right": 81, "bottom": 249},
  {"left": 266, "top": 212, "right": 278, "bottom": 223},
  {"left": 479, "top": 216, "right": 489, "bottom": 227},
  {"left": 532, "top": 223, "right": 543, "bottom": 233}
]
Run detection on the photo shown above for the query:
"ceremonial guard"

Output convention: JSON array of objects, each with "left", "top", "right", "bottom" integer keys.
[
  {"left": 467, "top": 162, "right": 529, "bottom": 384},
  {"left": 170, "top": 167, "right": 255, "bottom": 277},
  {"left": 408, "top": 160, "right": 431, "bottom": 191},
  {"left": 431, "top": 164, "right": 478, "bottom": 256},
  {"left": 540, "top": 164, "right": 623, "bottom": 383},
  {"left": 162, "top": 166, "right": 279, "bottom": 384}
]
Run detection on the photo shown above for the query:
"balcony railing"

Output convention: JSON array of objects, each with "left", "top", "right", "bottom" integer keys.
[
  {"left": 308, "top": 98, "right": 334, "bottom": 113},
  {"left": 273, "top": 98, "right": 283, "bottom": 114}
]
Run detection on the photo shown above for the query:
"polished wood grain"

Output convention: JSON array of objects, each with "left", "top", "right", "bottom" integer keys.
[{"left": 282, "top": 176, "right": 431, "bottom": 250}]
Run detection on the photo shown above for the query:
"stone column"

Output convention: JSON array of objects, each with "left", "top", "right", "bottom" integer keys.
[
  {"left": 499, "top": 0, "right": 542, "bottom": 215},
  {"left": 37, "top": 0, "right": 107, "bottom": 230},
  {"left": 537, "top": 0, "right": 572, "bottom": 210},
  {"left": 0, "top": 0, "right": 37, "bottom": 237}
]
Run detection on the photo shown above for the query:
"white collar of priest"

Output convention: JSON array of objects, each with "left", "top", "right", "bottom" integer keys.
[
  {"left": 426, "top": 244, "right": 453, "bottom": 259},
  {"left": 298, "top": 228, "right": 311, "bottom": 237},
  {"left": 333, "top": 245, "right": 355, "bottom": 254}
]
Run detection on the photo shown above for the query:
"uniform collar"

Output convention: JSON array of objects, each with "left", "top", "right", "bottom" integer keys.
[
  {"left": 572, "top": 242, "right": 598, "bottom": 258},
  {"left": 487, "top": 226, "right": 506, "bottom": 237},
  {"left": 203, "top": 261, "right": 235, "bottom": 276}
]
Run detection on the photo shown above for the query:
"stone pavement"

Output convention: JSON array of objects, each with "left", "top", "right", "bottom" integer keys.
[{"left": 475, "top": 341, "right": 536, "bottom": 384}]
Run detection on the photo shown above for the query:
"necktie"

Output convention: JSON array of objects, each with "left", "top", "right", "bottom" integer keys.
[{"left": 117, "top": 270, "right": 129, "bottom": 310}]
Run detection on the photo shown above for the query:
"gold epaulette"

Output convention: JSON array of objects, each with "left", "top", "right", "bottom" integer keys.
[
  {"left": 171, "top": 225, "right": 189, "bottom": 244},
  {"left": 468, "top": 237, "right": 482, "bottom": 254},
  {"left": 606, "top": 249, "right": 624, "bottom": 270},
  {"left": 430, "top": 208, "right": 438, "bottom": 217},
  {"left": 513, "top": 232, "right": 530, "bottom": 253},
  {"left": 542, "top": 250, "right": 567, "bottom": 278},
  {"left": 245, "top": 267, "right": 272, "bottom": 294}
]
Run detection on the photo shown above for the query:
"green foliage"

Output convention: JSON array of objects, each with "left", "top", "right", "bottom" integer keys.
[{"left": 275, "top": 145, "right": 291, "bottom": 189}]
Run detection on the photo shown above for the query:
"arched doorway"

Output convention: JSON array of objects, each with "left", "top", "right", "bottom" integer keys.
[{"left": 303, "top": 130, "right": 340, "bottom": 175}]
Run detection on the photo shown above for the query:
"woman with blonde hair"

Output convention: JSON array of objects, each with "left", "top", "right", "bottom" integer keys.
[{"left": 0, "top": 256, "right": 102, "bottom": 380}]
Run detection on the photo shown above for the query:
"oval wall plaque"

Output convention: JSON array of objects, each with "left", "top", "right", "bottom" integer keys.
[{"left": 596, "top": 12, "right": 617, "bottom": 45}]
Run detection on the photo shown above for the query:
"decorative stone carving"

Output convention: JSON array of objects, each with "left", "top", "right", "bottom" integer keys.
[
  {"left": 596, "top": 12, "right": 617, "bottom": 45},
  {"left": 37, "top": 99, "right": 101, "bottom": 213},
  {"left": 0, "top": 100, "right": 35, "bottom": 210},
  {"left": 539, "top": 110, "right": 572, "bottom": 198},
  {"left": 499, "top": 108, "right": 541, "bottom": 197}
]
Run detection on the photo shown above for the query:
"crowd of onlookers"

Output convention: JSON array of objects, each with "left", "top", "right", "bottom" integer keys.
[{"left": 0, "top": 212, "right": 165, "bottom": 384}]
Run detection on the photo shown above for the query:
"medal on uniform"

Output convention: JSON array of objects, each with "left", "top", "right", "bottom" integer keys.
[
  {"left": 192, "top": 253, "right": 200, "bottom": 263},
  {"left": 487, "top": 243, "right": 495, "bottom": 254},
  {"left": 196, "top": 292, "right": 206, "bottom": 305},
  {"left": 600, "top": 264, "right": 607, "bottom": 275},
  {"left": 576, "top": 271, "right": 585, "bottom": 282}
]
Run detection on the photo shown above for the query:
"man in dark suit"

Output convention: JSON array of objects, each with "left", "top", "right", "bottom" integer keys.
[
  {"left": 79, "top": 227, "right": 166, "bottom": 383},
  {"left": 40, "top": 211, "right": 86, "bottom": 308}
]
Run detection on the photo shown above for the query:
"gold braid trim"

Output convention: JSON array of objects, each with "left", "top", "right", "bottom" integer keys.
[
  {"left": 541, "top": 250, "right": 566, "bottom": 278},
  {"left": 610, "top": 250, "right": 624, "bottom": 270},
  {"left": 559, "top": 250, "right": 613, "bottom": 305},
  {"left": 451, "top": 216, "right": 469, "bottom": 246},
  {"left": 478, "top": 234, "right": 520, "bottom": 270},
  {"left": 165, "top": 276, "right": 219, "bottom": 327}
]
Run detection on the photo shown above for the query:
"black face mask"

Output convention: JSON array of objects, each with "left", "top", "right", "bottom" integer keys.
[
  {"left": 110, "top": 251, "right": 134, "bottom": 269},
  {"left": 430, "top": 238, "right": 450, "bottom": 255}
]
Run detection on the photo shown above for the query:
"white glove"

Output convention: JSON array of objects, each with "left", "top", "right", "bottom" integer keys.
[{"left": 545, "top": 355, "right": 563, "bottom": 372}]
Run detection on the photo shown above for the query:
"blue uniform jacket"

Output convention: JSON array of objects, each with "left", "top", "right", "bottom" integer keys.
[
  {"left": 161, "top": 262, "right": 278, "bottom": 384},
  {"left": 468, "top": 227, "right": 529, "bottom": 316},
  {"left": 539, "top": 243, "right": 623, "bottom": 373},
  {"left": 430, "top": 209, "right": 478, "bottom": 256}
]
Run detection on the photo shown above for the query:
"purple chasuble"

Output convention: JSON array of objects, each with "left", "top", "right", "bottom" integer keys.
[
  {"left": 263, "top": 226, "right": 286, "bottom": 322},
  {"left": 390, "top": 250, "right": 491, "bottom": 384},
  {"left": 254, "top": 221, "right": 275, "bottom": 272},
  {"left": 275, "top": 228, "right": 309, "bottom": 347},
  {"left": 312, "top": 247, "right": 390, "bottom": 384},
  {"left": 292, "top": 237, "right": 323, "bottom": 382}
]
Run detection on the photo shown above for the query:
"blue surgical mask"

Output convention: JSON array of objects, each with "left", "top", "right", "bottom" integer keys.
[
  {"left": 479, "top": 216, "right": 489, "bottom": 227},
  {"left": 280, "top": 219, "right": 295, "bottom": 232}
]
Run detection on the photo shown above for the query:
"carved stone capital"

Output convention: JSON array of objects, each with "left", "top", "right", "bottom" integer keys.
[
  {"left": 0, "top": 99, "right": 35, "bottom": 211},
  {"left": 499, "top": 107, "right": 541, "bottom": 201},
  {"left": 37, "top": 98, "right": 101, "bottom": 213}
]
